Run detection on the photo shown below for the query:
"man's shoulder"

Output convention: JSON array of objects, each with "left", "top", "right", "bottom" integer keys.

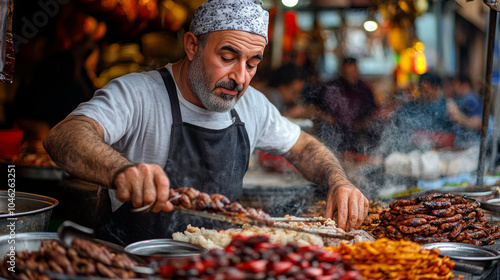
[{"left": 108, "top": 70, "right": 163, "bottom": 87}]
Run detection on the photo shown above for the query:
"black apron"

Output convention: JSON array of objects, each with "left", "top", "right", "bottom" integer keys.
[{"left": 95, "top": 68, "right": 250, "bottom": 246}]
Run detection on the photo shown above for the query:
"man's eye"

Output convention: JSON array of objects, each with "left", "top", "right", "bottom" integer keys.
[
  {"left": 247, "top": 64, "right": 257, "bottom": 69},
  {"left": 222, "top": 57, "right": 232, "bottom": 62}
]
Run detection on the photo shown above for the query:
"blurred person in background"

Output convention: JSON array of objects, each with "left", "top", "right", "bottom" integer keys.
[
  {"left": 447, "top": 74, "right": 482, "bottom": 148},
  {"left": 442, "top": 75, "right": 456, "bottom": 99},
  {"left": 380, "top": 72, "right": 454, "bottom": 154},
  {"left": 309, "top": 57, "right": 379, "bottom": 154},
  {"left": 265, "top": 63, "right": 315, "bottom": 118}
]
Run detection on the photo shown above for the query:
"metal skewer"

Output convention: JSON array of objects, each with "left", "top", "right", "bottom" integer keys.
[
  {"left": 175, "top": 206, "right": 354, "bottom": 240},
  {"left": 130, "top": 194, "right": 181, "bottom": 212}
]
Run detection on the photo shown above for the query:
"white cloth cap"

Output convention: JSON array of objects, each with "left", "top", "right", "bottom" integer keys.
[{"left": 189, "top": 0, "right": 269, "bottom": 43}]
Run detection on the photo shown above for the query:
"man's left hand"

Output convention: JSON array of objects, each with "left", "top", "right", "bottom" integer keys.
[{"left": 325, "top": 182, "right": 368, "bottom": 232}]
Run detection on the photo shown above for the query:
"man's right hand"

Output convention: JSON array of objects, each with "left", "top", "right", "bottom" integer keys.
[{"left": 113, "top": 163, "right": 174, "bottom": 213}]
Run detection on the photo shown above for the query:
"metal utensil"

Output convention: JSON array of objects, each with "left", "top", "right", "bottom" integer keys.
[
  {"left": 57, "top": 221, "right": 155, "bottom": 275},
  {"left": 269, "top": 217, "right": 327, "bottom": 223},
  {"left": 130, "top": 194, "right": 181, "bottom": 212},
  {"left": 175, "top": 206, "right": 354, "bottom": 240},
  {"left": 479, "top": 198, "right": 500, "bottom": 213}
]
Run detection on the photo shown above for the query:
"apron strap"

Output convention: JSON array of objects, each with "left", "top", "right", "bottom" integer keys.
[{"left": 158, "top": 67, "right": 183, "bottom": 125}]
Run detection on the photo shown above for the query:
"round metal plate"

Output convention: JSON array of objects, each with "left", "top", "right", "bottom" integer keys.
[
  {"left": 444, "top": 186, "right": 493, "bottom": 197},
  {"left": 480, "top": 198, "right": 500, "bottom": 213},
  {"left": 125, "top": 238, "right": 206, "bottom": 259},
  {"left": 422, "top": 242, "right": 500, "bottom": 262}
]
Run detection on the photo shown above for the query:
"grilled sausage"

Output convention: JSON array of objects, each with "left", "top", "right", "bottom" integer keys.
[
  {"left": 406, "top": 235, "right": 450, "bottom": 244},
  {"left": 449, "top": 221, "right": 464, "bottom": 239},
  {"left": 422, "top": 199, "right": 452, "bottom": 209},
  {"left": 429, "top": 214, "right": 462, "bottom": 225},
  {"left": 398, "top": 224, "right": 437, "bottom": 235},
  {"left": 402, "top": 214, "right": 438, "bottom": 221},
  {"left": 399, "top": 218, "right": 428, "bottom": 227}
]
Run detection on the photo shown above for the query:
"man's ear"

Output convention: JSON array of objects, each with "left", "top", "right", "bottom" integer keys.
[{"left": 184, "top": 32, "right": 199, "bottom": 62}]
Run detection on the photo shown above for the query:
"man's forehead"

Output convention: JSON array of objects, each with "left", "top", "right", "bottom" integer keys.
[{"left": 207, "top": 31, "right": 266, "bottom": 53}]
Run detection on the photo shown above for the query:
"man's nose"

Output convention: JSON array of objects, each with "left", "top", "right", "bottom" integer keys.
[{"left": 228, "top": 62, "right": 246, "bottom": 86}]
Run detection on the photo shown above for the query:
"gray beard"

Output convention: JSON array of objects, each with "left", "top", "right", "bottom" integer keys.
[{"left": 187, "top": 54, "right": 243, "bottom": 112}]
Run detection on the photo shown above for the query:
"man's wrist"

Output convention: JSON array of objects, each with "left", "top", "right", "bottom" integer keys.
[
  {"left": 328, "top": 177, "right": 352, "bottom": 192},
  {"left": 110, "top": 164, "right": 136, "bottom": 189}
]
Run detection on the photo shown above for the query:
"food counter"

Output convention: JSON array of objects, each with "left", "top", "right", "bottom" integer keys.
[{"left": 3, "top": 160, "right": 500, "bottom": 279}]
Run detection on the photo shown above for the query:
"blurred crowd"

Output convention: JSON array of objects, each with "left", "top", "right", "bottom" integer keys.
[{"left": 256, "top": 57, "right": 493, "bottom": 164}]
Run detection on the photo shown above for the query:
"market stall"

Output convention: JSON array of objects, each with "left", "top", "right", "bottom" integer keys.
[{"left": 2, "top": 0, "right": 500, "bottom": 279}]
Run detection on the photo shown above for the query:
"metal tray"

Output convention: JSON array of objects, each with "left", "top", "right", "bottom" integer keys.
[
  {"left": 422, "top": 242, "right": 500, "bottom": 267},
  {"left": 480, "top": 198, "right": 500, "bottom": 213},
  {"left": 125, "top": 238, "right": 206, "bottom": 260},
  {"left": 0, "top": 232, "right": 148, "bottom": 280},
  {"left": 443, "top": 186, "right": 493, "bottom": 197}
]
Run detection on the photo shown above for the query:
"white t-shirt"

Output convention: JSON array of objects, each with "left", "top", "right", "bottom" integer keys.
[{"left": 70, "top": 64, "right": 301, "bottom": 209}]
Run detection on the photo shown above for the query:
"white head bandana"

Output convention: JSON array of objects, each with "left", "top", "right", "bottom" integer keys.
[{"left": 189, "top": 0, "right": 269, "bottom": 44}]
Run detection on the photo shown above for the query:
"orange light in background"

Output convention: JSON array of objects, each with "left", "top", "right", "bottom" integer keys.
[
  {"left": 411, "top": 41, "right": 427, "bottom": 75},
  {"left": 400, "top": 48, "right": 412, "bottom": 73}
]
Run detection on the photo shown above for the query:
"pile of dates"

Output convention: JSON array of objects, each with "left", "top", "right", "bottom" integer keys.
[{"left": 159, "top": 235, "right": 361, "bottom": 280}]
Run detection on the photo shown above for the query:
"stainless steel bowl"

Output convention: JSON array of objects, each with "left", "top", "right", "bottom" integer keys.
[
  {"left": 0, "top": 191, "right": 58, "bottom": 234},
  {"left": 0, "top": 231, "right": 57, "bottom": 257},
  {"left": 0, "top": 232, "right": 149, "bottom": 280},
  {"left": 125, "top": 239, "right": 206, "bottom": 260}
]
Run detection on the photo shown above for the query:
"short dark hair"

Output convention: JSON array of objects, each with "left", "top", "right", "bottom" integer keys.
[
  {"left": 342, "top": 57, "right": 357, "bottom": 65},
  {"left": 456, "top": 74, "right": 472, "bottom": 86},
  {"left": 419, "top": 72, "right": 442, "bottom": 87},
  {"left": 268, "top": 64, "right": 303, "bottom": 87}
]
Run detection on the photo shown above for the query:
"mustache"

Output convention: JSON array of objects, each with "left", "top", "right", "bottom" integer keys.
[{"left": 215, "top": 80, "right": 244, "bottom": 92}]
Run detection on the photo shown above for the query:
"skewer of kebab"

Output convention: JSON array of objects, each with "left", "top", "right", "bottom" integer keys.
[
  {"left": 131, "top": 187, "right": 353, "bottom": 239},
  {"left": 170, "top": 187, "right": 272, "bottom": 221},
  {"left": 169, "top": 187, "right": 354, "bottom": 240}
]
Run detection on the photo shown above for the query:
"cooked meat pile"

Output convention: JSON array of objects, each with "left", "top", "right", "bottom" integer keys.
[
  {"left": 327, "top": 238, "right": 455, "bottom": 280},
  {"left": 360, "top": 200, "right": 385, "bottom": 231},
  {"left": 372, "top": 193, "right": 500, "bottom": 245},
  {"left": 160, "top": 235, "right": 361, "bottom": 280},
  {"left": 170, "top": 187, "right": 271, "bottom": 220},
  {"left": 0, "top": 238, "right": 141, "bottom": 280}
]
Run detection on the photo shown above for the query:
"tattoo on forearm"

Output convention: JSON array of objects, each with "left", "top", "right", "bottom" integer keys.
[
  {"left": 287, "top": 138, "right": 350, "bottom": 189},
  {"left": 45, "top": 118, "right": 133, "bottom": 187}
]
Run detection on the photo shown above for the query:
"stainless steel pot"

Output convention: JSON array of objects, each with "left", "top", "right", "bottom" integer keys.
[{"left": 0, "top": 191, "right": 58, "bottom": 234}]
